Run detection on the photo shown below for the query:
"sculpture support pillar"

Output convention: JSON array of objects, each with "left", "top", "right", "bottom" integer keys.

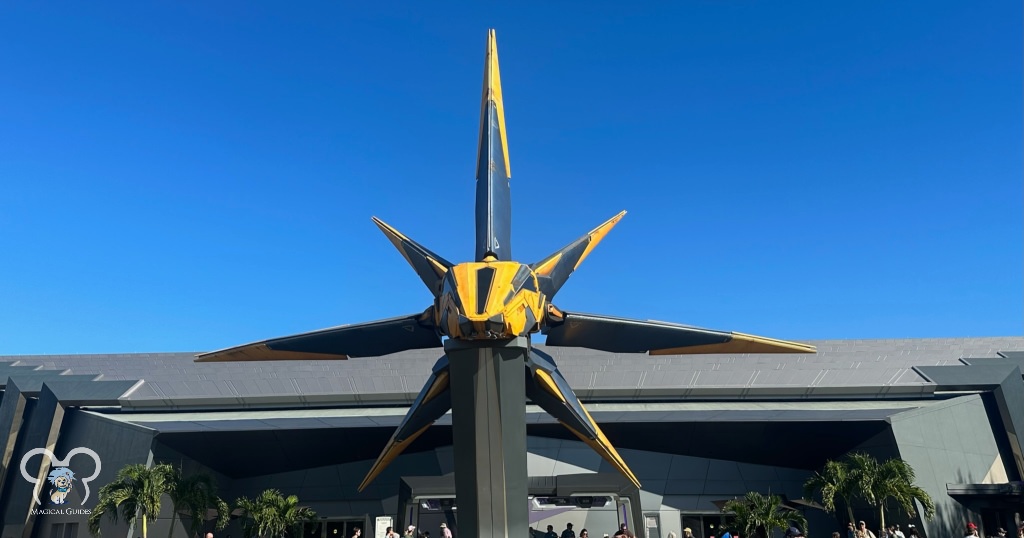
[{"left": 445, "top": 337, "right": 529, "bottom": 538}]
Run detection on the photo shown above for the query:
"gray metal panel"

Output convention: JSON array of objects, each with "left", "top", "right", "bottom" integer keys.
[
  {"left": 0, "top": 337, "right": 1020, "bottom": 407},
  {"left": 95, "top": 401, "right": 938, "bottom": 434},
  {"left": 43, "top": 379, "right": 139, "bottom": 404},
  {"left": 916, "top": 364, "right": 1018, "bottom": 389},
  {"left": 447, "top": 338, "right": 529, "bottom": 538},
  {"left": 0, "top": 378, "right": 28, "bottom": 494}
]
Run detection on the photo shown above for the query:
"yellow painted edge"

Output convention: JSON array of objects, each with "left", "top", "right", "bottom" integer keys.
[
  {"left": 533, "top": 252, "right": 562, "bottom": 276},
  {"left": 196, "top": 344, "right": 349, "bottom": 362},
  {"left": 574, "top": 210, "right": 627, "bottom": 270},
  {"left": 563, "top": 419, "right": 641, "bottom": 488},
  {"left": 489, "top": 30, "right": 510, "bottom": 178},
  {"left": 649, "top": 332, "right": 817, "bottom": 355},
  {"left": 358, "top": 423, "right": 433, "bottom": 492},
  {"left": 371, "top": 217, "right": 416, "bottom": 268},
  {"left": 427, "top": 257, "right": 448, "bottom": 279},
  {"left": 477, "top": 29, "right": 511, "bottom": 179},
  {"left": 578, "top": 404, "right": 641, "bottom": 486},
  {"left": 534, "top": 370, "right": 567, "bottom": 403},
  {"left": 422, "top": 371, "right": 450, "bottom": 404}
]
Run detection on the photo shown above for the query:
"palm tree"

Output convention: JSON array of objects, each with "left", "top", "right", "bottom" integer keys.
[
  {"left": 865, "top": 458, "right": 935, "bottom": 529},
  {"left": 166, "top": 469, "right": 231, "bottom": 538},
  {"left": 804, "top": 458, "right": 857, "bottom": 523},
  {"left": 723, "top": 492, "right": 807, "bottom": 538},
  {"left": 805, "top": 453, "right": 935, "bottom": 531},
  {"left": 236, "top": 489, "right": 318, "bottom": 538},
  {"left": 88, "top": 463, "right": 176, "bottom": 538}
]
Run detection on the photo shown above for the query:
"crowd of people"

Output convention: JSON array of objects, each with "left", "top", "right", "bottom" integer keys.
[
  {"left": 382, "top": 520, "right": 1024, "bottom": 538},
  {"left": 526, "top": 522, "right": 637, "bottom": 538}
]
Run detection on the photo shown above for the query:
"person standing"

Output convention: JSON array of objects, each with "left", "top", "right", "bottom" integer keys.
[
  {"left": 855, "top": 521, "right": 876, "bottom": 538},
  {"left": 440, "top": 523, "right": 452, "bottom": 538},
  {"left": 562, "top": 524, "right": 577, "bottom": 538},
  {"left": 614, "top": 524, "right": 635, "bottom": 538},
  {"left": 545, "top": 526, "right": 558, "bottom": 538},
  {"left": 352, "top": 528, "right": 362, "bottom": 538},
  {"left": 720, "top": 525, "right": 732, "bottom": 538}
]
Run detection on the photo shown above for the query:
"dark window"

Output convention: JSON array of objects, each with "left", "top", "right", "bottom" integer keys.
[{"left": 476, "top": 267, "right": 496, "bottom": 314}]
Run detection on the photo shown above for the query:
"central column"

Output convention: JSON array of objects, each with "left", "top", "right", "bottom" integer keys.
[{"left": 445, "top": 337, "right": 529, "bottom": 538}]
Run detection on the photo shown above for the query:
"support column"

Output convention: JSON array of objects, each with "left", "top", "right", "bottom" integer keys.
[{"left": 445, "top": 337, "right": 529, "bottom": 538}]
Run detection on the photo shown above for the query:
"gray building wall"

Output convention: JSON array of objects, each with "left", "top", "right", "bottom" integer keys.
[
  {"left": 25, "top": 410, "right": 155, "bottom": 538},
  {"left": 889, "top": 395, "right": 1009, "bottom": 538}
]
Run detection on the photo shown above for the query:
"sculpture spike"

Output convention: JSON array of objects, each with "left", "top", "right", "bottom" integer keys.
[
  {"left": 532, "top": 211, "right": 626, "bottom": 299},
  {"left": 475, "top": 29, "right": 512, "bottom": 262}
]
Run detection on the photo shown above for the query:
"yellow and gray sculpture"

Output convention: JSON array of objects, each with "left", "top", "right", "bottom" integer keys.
[{"left": 197, "top": 29, "right": 814, "bottom": 538}]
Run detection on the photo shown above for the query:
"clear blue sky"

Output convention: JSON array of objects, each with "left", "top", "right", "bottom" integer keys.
[{"left": 1, "top": 2, "right": 1020, "bottom": 354}]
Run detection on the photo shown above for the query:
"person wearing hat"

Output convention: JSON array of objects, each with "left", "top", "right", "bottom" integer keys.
[
  {"left": 683, "top": 529, "right": 695, "bottom": 538},
  {"left": 996, "top": 528, "right": 1007, "bottom": 538},
  {"left": 404, "top": 526, "right": 416, "bottom": 538},
  {"left": 440, "top": 523, "right": 452, "bottom": 538},
  {"left": 964, "top": 523, "right": 978, "bottom": 538},
  {"left": 785, "top": 527, "right": 804, "bottom": 538}
]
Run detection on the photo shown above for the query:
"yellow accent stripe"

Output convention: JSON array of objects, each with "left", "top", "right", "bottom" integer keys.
[
  {"left": 358, "top": 423, "right": 432, "bottom": 492},
  {"left": 427, "top": 258, "right": 448, "bottom": 279},
  {"left": 477, "top": 29, "right": 511, "bottom": 178},
  {"left": 422, "top": 371, "right": 450, "bottom": 404},
  {"left": 575, "top": 210, "right": 627, "bottom": 270},
  {"left": 372, "top": 216, "right": 416, "bottom": 267},
  {"left": 532, "top": 252, "right": 562, "bottom": 276},
  {"left": 649, "top": 332, "right": 817, "bottom": 355},
  {"left": 534, "top": 370, "right": 567, "bottom": 403},
  {"left": 561, "top": 412, "right": 641, "bottom": 488},
  {"left": 373, "top": 216, "right": 448, "bottom": 280},
  {"left": 196, "top": 344, "right": 348, "bottom": 362},
  {"left": 535, "top": 369, "right": 639, "bottom": 487}
]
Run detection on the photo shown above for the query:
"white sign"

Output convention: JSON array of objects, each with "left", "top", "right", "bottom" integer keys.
[{"left": 376, "top": 516, "right": 394, "bottom": 538}]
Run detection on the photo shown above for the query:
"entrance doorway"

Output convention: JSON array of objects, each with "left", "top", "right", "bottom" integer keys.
[
  {"left": 304, "top": 520, "right": 366, "bottom": 538},
  {"left": 681, "top": 514, "right": 736, "bottom": 538}
]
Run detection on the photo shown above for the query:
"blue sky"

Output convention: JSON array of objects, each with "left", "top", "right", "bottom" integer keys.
[{"left": 1, "top": 2, "right": 1020, "bottom": 354}]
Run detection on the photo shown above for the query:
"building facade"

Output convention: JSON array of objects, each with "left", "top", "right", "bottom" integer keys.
[{"left": 0, "top": 338, "right": 1022, "bottom": 538}]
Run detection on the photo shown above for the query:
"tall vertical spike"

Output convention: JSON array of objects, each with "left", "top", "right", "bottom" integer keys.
[{"left": 475, "top": 29, "right": 512, "bottom": 262}]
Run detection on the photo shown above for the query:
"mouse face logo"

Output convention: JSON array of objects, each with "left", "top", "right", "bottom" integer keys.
[{"left": 20, "top": 447, "right": 101, "bottom": 506}]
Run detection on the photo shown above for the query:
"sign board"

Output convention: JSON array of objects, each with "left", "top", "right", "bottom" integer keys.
[{"left": 375, "top": 516, "right": 394, "bottom": 538}]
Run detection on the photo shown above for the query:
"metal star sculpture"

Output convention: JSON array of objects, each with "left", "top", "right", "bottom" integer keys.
[{"left": 196, "top": 30, "right": 815, "bottom": 491}]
